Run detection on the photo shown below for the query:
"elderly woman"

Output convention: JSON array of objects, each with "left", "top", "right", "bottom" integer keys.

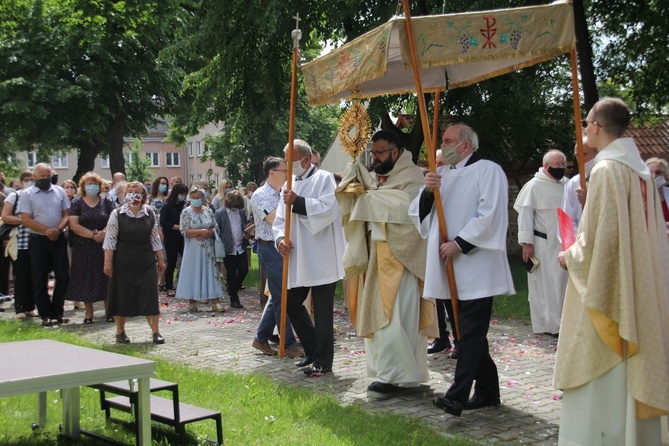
[
  {"left": 215, "top": 190, "right": 249, "bottom": 309},
  {"left": 646, "top": 157, "right": 669, "bottom": 222},
  {"left": 103, "top": 181, "right": 166, "bottom": 344},
  {"left": 175, "top": 185, "right": 225, "bottom": 313},
  {"left": 64, "top": 172, "right": 114, "bottom": 323}
]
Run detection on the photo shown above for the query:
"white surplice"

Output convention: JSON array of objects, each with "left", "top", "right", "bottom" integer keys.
[
  {"left": 408, "top": 160, "right": 515, "bottom": 301},
  {"left": 273, "top": 168, "right": 345, "bottom": 288},
  {"left": 514, "top": 168, "right": 568, "bottom": 334}
]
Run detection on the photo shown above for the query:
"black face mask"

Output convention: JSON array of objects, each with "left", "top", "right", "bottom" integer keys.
[
  {"left": 547, "top": 166, "right": 565, "bottom": 181},
  {"left": 50, "top": 174, "right": 59, "bottom": 185},
  {"left": 35, "top": 178, "right": 52, "bottom": 191}
]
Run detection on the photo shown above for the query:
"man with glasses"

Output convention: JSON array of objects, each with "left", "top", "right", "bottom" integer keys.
[
  {"left": 564, "top": 161, "right": 576, "bottom": 179},
  {"left": 555, "top": 97, "right": 669, "bottom": 444},
  {"left": 513, "top": 150, "right": 568, "bottom": 336},
  {"left": 338, "top": 129, "right": 438, "bottom": 392},
  {"left": 411, "top": 124, "right": 514, "bottom": 416},
  {"left": 250, "top": 157, "right": 301, "bottom": 358}
]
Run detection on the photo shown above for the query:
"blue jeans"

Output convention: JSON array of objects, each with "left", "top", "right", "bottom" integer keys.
[{"left": 255, "top": 243, "right": 297, "bottom": 347}]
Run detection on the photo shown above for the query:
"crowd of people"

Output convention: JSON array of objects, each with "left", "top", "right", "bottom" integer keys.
[
  {"left": 1, "top": 96, "right": 668, "bottom": 443},
  {"left": 0, "top": 167, "right": 257, "bottom": 345}
]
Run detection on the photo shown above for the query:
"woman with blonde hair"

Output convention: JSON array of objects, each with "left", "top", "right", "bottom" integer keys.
[
  {"left": 103, "top": 181, "right": 166, "bottom": 344},
  {"left": 176, "top": 186, "right": 225, "bottom": 313},
  {"left": 65, "top": 172, "right": 114, "bottom": 323}
]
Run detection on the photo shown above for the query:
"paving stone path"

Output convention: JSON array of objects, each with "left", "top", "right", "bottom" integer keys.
[{"left": 2, "top": 289, "right": 561, "bottom": 445}]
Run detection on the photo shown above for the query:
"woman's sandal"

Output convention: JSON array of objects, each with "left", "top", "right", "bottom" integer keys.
[{"left": 83, "top": 317, "right": 95, "bottom": 324}]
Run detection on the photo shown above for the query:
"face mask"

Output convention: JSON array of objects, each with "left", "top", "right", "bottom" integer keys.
[
  {"left": 293, "top": 159, "right": 307, "bottom": 178},
  {"left": 23, "top": 180, "right": 35, "bottom": 189},
  {"left": 159, "top": 184, "right": 168, "bottom": 193},
  {"left": 178, "top": 194, "right": 186, "bottom": 202},
  {"left": 203, "top": 191, "right": 210, "bottom": 200},
  {"left": 656, "top": 176, "right": 667, "bottom": 188},
  {"left": 50, "top": 174, "right": 59, "bottom": 185},
  {"left": 85, "top": 184, "right": 100, "bottom": 195},
  {"left": 225, "top": 188, "right": 232, "bottom": 195},
  {"left": 100, "top": 192, "right": 108, "bottom": 199},
  {"left": 441, "top": 142, "right": 464, "bottom": 166},
  {"left": 35, "top": 178, "right": 52, "bottom": 191},
  {"left": 125, "top": 192, "right": 143, "bottom": 206},
  {"left": 190, "top": 198, "right": 203, "bottom": 207},
  {"left": 547, "top": 166, "right": 565, "bottom": 181}
]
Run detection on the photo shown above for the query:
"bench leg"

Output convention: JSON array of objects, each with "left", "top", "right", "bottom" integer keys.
[
  {"left": 37, "top": 391, "right": 47, "bottom": 428},
  {"left": 136, "top": 377, "right": 151, "bottom": 446},
  {"left": 215, "top": 415, "right": 223, "bottom": 445},
  {"left": 62, "top": 387, "right": 81, "bottom": 438}
]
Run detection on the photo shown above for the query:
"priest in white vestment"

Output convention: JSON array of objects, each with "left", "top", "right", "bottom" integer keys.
[
  {"left": 274, "top": 139, "right": 345, "bottom": 376},
  {"left": 337, "top": 130, "right": 438, "bottom": 394},
  {"left": 409, "top": 124, "right": 515, "bottom": 417},
  {"left": 513, "top": 150, "right": 568, "bottom": 334},
  {"left": 555, "top": 98, "right": 669, "bottom": 445},
  {"left": 561, "top": 139, "right": 598, "bottom": 234}
]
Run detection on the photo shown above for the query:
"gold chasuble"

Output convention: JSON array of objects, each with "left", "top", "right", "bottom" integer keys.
[{"left": 554, "top": 138, "right": 669, "bottom": 419}]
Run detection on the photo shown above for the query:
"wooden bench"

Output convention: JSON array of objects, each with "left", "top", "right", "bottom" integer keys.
[{"left": 90, "top": 379, "right": 223, "bottom": 445}]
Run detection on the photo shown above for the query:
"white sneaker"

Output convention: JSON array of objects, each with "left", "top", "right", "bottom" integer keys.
[{"left": 16, "top": 313, "right": 26, "bottom": 320}]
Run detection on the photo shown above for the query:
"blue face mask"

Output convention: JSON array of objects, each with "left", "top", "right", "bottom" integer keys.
[
  {"left": 190, "top": 199, "right": 203, "bottom": 208},
  {"left": 159, "top": 184, "right": 168, "bottom": 193},
  {"left": 178, "top": 195, "right": 186, "bottom": 202},
  {"left": 203, "top": 191, "right": 210, "bottom": 200},
  {"left": 85, "top": 184, "right": 100, "bottom": 196}
]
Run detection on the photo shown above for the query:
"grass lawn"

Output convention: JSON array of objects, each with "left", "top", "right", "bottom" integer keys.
[{"left": 0, "top": 322, "right": 479, "bottom": 446}]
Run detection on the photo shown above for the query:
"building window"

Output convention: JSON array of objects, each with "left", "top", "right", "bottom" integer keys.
[
  {"left": 198, "top": 174, "right": 202, "bottom": 180},
  {"left": 100, "top": 156, "right": 110, "bottom": 168},
  {"left": 146, "top": 152, "right": 159, "bottom": 167},
  {"left": 125, "top": 152, "right": 134, "bottom": 165},
  {"left": 189, "top": 174, "right": 195, "bottom": 183},
  {"left": 51, "top": 153, "right": 68, "bottom": 168},
  {"left": 166, "top": 152, "right": 180, "bottom": 167},
  {"left": 196, "top": 141, "right": 202, "bottom": 157},
  {"left": 27, "top": 152, "right": 37, "bottom": 168},
  {"left": 188, "top": 142, "right": 193, "bottom": 158}
]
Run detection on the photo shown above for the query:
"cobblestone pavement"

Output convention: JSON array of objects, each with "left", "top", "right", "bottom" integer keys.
[{"left": 1, "top": 289, "right": 561, "bottom": 445}]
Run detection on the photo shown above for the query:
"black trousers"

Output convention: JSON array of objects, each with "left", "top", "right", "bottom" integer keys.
[
  {"left": 223, "top": 251, "right": 248, "bottom": 300},
  {"left": 436, "top": 298, "right": 456, "bottom": 343},
  {"left": 163, "top": 236, "right": 184, "bottom": 290},
  {"left": 444, "top": 297, "right": 499, "bottom": 404},
  {"left": 0, "top": 246, "right": 10, "bottom": 295},
  {"left": 12, "top": 249, "right": 34, "bottom": 314},
  {"left": 29, "top": 235, "right": 69, "bottom": 320},
  {"left": 286, "top": 282, "right": 336, "bottom": 369}
]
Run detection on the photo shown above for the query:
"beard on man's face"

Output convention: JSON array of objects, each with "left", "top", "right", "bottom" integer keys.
[{"left": 373, "top": 156, "right": 395, "bottom": 175}]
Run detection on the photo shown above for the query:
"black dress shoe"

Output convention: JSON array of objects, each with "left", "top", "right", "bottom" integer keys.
[
  {"left": 450, "top": 345, "right": 458, "bottom": 359},
  {"left": 230, "top": 299, "right": 244, "bottom": 309},
  {"left": 295, "top": 356, "right": 314, "bottom": 367},
  {"left": 433, "top": 395, "right": 464, "bottom": 417},
  {"left": 303, "top": 365, "right": 332, "bottom": 376},
  {"left": 153, "top": 332, "right": 165, "bottom": 344},
  {"left": 367, "top": 381, "right": 399, "bottom": 394},
  {"left": 427, "top": 338, "right": 452, "bottom": 354},
  {"left": 465, "top": 394, "right": 500, "bottom": 410}
]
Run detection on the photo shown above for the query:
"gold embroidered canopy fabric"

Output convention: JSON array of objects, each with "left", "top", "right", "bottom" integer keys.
[{"left": 302, "top": 2, "right": 575, "bottom": 106}]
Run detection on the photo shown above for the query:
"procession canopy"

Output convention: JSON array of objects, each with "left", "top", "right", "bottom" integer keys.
[{"left": 302, "top": 1, "right": 575, "bottom": 106}]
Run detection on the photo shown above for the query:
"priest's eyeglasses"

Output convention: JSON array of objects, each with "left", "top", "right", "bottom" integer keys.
[
  {"left": 367, "top": 148, "right": 394, "bottom": 157},
  {"left": 581, "top": 119, "right": 603, "bottom": 129}
]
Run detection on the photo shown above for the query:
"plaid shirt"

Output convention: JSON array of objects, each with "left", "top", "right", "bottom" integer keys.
[{"left": 6, "top": 191, "right": 29, "bottom": 250}]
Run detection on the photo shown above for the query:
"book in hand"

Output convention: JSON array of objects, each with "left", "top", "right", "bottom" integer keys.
[{"left": 523, "top": 256, "right": 539, "bottom": 273}]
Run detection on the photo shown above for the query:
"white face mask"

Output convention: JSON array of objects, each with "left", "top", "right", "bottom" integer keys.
[
  {"left": 293, "top": 159, "right": 307, "bottom": 178},
  {"left": 656, "top": 176, "right": 667, "bottom": 188},
  {"left": 23, "top": 180, "right": 35, "bottom": 188},
  {"left": 440, "top": 141, "right": 464, "bottom": 166},
  {"left": 584, "top": 158, "right": 596, "bottom": 176}
]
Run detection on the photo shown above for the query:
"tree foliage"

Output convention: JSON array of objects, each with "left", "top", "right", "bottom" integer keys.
[
  {"left": 125, "top": 139, "right": 153, "bottom": 183},
  {"left": 0, "top": 0, "right": 186, "bottom": 180}
]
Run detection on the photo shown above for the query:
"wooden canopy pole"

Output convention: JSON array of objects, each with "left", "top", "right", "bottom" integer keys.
[
  {"left": 278, "top": 14, "right": 301, "bottom": 358},
  {"left": 402, "top": 0, "right": 460, "bottom": 340},
  {"left": 569, "top": 49, "right": 586, "bottom": 191}
]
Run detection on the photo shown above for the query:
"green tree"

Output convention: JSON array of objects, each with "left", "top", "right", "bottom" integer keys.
[
  {"left": 0, "top": 0, "right": 187, "bottom": 181},
  {"left": 125, "top": 139, "right": 153, "bottom": 183}
]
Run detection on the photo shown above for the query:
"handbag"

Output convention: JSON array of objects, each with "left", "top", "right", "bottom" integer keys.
[{"left": 214, "top": 230, "right": 226, "bottom": 260}]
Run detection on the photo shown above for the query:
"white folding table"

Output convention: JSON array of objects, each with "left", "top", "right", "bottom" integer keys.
[{"left": 0, "top": 339, "right": 155, "bottom": 444}]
